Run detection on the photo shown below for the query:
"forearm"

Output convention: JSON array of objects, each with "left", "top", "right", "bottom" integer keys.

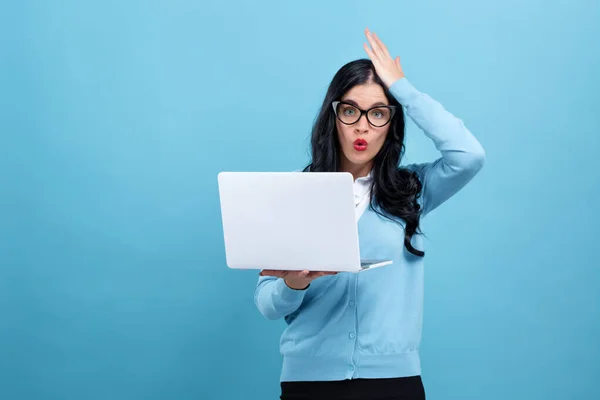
[
  {"left": 254, "top": 276, "right": 307, "bottom": 320},
  {"left": 390, "top": 77, "right": 485, "bottom": 167}
]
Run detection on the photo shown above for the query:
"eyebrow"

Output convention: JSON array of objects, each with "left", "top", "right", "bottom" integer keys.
[{"left": 341, "top": 99, "right": 389, "bottom": 108}]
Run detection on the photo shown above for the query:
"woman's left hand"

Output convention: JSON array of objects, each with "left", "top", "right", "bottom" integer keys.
[{"left": 363, "top": 28, "right": 405, "bottom": 89}]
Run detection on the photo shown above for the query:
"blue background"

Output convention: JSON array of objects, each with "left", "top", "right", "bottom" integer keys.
[{"left": 1, "top": 0, "right": 599, "bottom": 399}]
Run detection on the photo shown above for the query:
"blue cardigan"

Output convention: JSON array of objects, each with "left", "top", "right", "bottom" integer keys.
[{"left": 254, "top": 78, "right": 486, "bottom": 382}]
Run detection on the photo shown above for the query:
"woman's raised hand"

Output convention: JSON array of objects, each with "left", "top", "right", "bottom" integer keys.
[{"left": 363, "top": 27, "right": 405, "bottom": 89}]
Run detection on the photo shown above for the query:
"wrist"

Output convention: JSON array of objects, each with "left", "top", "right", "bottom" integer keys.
[
  {"left": 387, "top": 74, "right": 405, "bottom": 88},
  {"left": 284, "top": 279, "right": 309, "bottom": 291},
  {"left": 388, "top": 77, "right": 419, "bottom": 106}
]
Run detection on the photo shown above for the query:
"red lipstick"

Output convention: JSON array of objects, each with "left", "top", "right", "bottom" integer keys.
[{"left": 353, "top": 138, "right": 368, "bottom": 151}]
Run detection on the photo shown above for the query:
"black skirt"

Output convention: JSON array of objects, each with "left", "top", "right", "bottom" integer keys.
[{"left": 280, "top": 376, "right": 425, "bottom": 400}]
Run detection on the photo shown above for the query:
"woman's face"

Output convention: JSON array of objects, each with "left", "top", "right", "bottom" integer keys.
[{"left": 335, "top": 82, "right": 392, "bottom": 174}]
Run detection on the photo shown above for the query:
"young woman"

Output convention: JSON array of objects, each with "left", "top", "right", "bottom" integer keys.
[{"left": 255, "top": 28, "right": 485, "bottom": 400}]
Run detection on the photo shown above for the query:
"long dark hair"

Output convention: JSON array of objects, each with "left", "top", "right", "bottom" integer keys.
[{"left": 305, "top": 58, "right": 425, "bottom": 257}]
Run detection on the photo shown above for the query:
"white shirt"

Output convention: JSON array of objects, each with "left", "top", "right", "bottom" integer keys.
[{"left": 354, "top": 171, "right": 373, "bottom": 221}]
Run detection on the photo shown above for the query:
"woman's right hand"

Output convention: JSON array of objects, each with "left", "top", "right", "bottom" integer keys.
[{"left": 259, "top": 269, "right": 338, "bottom": 290}]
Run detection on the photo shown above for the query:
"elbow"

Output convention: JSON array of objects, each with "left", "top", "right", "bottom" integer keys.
[
  {"left": 472, "top": 145, "right": 486, "bottom": 170},
  {"left": 257, "top": 306, "right": 283, "bottom": 321},
  {"left": 262, "top": 310, "right": 282, "bottom": 321},
  {"left": 464, "top": 142, "right": 486, "bottom": 173}
]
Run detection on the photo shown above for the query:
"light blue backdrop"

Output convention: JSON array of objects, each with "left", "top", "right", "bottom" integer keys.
[{"left": 1, "top": 1, "right": 599, "bottom": 399}]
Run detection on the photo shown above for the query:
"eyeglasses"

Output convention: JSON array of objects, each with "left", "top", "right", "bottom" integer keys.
[{"left": 331, "top": 101, "right": 397, "bottom": 128}]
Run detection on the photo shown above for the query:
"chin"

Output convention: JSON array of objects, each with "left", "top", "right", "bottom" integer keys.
[{"left": 347, "top": 152, "right": 374, "bottom": 166}]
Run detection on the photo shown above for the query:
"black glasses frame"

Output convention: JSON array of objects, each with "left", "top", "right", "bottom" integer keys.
[{"left": 331, "top": 101, "right": 397, "bottom": 127}]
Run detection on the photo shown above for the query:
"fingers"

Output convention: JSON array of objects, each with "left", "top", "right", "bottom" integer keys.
[
  {"left": 308, "top": 271, "right": 338, "bottom": 278},
  {"left": 365, "top": 28, "right": 391, "bottom": 60},
  {"left": 363, "top": 42, "right": 377, "bottom": 62},
  {"left": 260, "top": 269, "right": 308, "bottom": 278},
  {"left": 372, "top": 31, "right": 391, "bottom": 58},
  {"left": 259, "top": 270, "right": 287, "bottom": 278},
  {"left": 259, "top": 270, "right": 338, "bottom": 278},
  {"left": 395, "top": 56, "right": 401, "bottom": 68},
  {"left": 364, "top": 28, "right": 381, "bottom": 61}
]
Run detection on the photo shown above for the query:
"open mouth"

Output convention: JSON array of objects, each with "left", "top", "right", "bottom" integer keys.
[{"left": 353, "top": 139, "right": 368, "bottom": 151}]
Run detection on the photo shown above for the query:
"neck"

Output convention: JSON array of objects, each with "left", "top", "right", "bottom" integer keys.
[{"left": 340, "top": 159, "right": 373, "bottom": 181}]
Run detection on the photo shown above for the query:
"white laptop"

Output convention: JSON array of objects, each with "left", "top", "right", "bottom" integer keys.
[{"left": 217, "top": 171, "right": 393, "bottom": 273}]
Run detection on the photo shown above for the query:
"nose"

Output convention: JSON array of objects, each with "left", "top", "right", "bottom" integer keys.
[{"left": 354, "top": 113, "right": 370, "bottom": 133}]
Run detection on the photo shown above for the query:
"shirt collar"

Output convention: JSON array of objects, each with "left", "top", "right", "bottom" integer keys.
[
  {"left": 353, "top": 170, "right": 373, "bottom": 205},
  {"left": 355, "top": 170, "right": 373, "bottom": 183}
]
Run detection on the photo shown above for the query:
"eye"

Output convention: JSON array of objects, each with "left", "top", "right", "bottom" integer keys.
[
  {"left": 369, "top": 108, "right": 389, "bottom": 119},
  {"left": 343, "top": 107, "right": 356, "bottom": 116}
]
